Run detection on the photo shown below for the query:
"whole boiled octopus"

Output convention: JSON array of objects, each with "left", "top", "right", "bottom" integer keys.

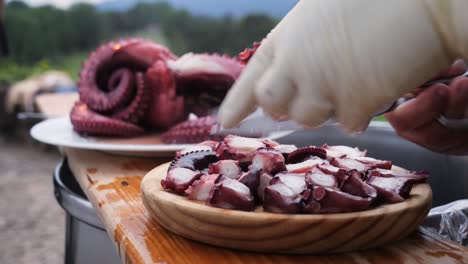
[
  {"left": 70, "top": 38, "right": 252, "bottom": 139},
  {"left": 161, "top": 135, "right": 429, "bottom": 213}
]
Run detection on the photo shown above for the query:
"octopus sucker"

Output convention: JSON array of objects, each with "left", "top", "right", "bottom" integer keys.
[{"left": 162, "top": 136, "right": 428, "bottom": 214}]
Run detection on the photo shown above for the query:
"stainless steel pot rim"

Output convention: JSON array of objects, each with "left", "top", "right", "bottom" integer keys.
[{"left": 54, "top": 159, "right": 105, "bottom": 230}]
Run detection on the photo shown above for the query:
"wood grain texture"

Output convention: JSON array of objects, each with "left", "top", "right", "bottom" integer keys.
[
  {"left": 142, "top": 163, "right": 432, "bottom": 254},
  {"left": 66, "top": 148, "right": 468, "bottom": 264}
]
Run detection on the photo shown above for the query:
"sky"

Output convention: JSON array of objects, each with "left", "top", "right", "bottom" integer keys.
[{"left": 19, "top": 0, "right": 105, "bottom": 9}]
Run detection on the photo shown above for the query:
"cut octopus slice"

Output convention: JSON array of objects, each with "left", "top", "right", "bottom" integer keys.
[
  {"left": 305, "top": 167, "right": 339, "bottom": 189},
  {"left": 161, "top": 168, "right": 202, "bottom": 194},
  {"left": 330, "top": 156, "right": 392, "bottom": 173},
  {"left": 274, "top": 172, "right": 307, "bottom": 194},
  {"left": 341, "top": 170, "right": 377, "bottom": 199},
  {"left": 322, "top": 144, "right": 367, "bottom": 160},
  {"left": 185, "top": 174, "right": 218, "bottom": 201},
  {"left": 368, "top": 168, "right": 428, "bottom": 183},
  {"left": 175, "top": 141, "right": 218, "bottom": 158},
  {"left": 238, "top": 169, "right": 261, "bottom": 195},
  {"left": 249, "top": 148, "right": 286, "bottom": 174},
  {"left": 216, "top": 135, "right": 267, "bottom": 163},
  {"left": 257, "top": 172, "right": 273, "bottom": 201},
  {"left": 208, "top": 160, "right": 242, "bottom": 179},
  {"left": 366, "top": 175, "right": 423, "bottom": 203},
  {"left": 273, "top": 144, "right": 298, "bottom": 160},
  {"left": 302, "top": 186, "right": 373, "bottom": 214},
  {"left": 163, "top": 150, "right": 218, "bottom": 194},
  {"left": 317, "top": 164, "right": 349, "bottom": 186},
  {"left": 208, "top": 178, "right": 255, "bottom": 211},
  {"left": 263, "top": 178, "right": 302, "bottom": 214},
  {"left": 286, "top": 157, "right": 326, "bottom": 173}
]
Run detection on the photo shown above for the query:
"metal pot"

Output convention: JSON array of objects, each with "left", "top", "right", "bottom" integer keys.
[{"left": 53, "top": 159, "right": 120, "bottom": 264}]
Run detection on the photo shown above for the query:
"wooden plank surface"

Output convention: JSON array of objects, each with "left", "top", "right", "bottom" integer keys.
[{"left": 65, "top": 148, "right": 468, "bottom": 264}]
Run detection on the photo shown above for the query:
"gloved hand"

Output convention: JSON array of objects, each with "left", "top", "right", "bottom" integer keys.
[
  {"left": 219, "top": 0, "right": 468, "bottom": 132},
  {"left": 385, "top": 60, "right": 468, "bottom": 155}
]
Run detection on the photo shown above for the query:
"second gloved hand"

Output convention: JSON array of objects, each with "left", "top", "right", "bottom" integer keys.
[{"left": 219, "top": 0, "right": 468, "bottom": 132}]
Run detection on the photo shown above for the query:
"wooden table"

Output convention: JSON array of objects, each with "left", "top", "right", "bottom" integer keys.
[{"left": 65, "top": 148, "right": 468, "bottom": 264}]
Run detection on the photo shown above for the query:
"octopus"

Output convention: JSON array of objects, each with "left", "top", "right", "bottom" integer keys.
[
  {"left": 161, "top": 135, "right": 429, "bottom": 214},
  {"left": 70, "top": 38, "right": 245, "bottom": 140}
]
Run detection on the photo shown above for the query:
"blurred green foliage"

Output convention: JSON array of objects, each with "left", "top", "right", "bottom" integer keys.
[{"left": 1, "top": 1, "right": 277, "bottom": 83}]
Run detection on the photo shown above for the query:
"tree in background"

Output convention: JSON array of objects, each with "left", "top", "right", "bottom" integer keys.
[{"left": 1, "top": 0, "right": 277, "bottom": 82}]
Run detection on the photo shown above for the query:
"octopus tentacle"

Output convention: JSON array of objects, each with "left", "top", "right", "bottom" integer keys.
[
  {"left": 78, "top": 38, "right": 176, "bottom": 113},
  {"left": 145, "top": 61, "right": 187, "bottom": 129},
  {"left": 70, "top": 102, "right": 144, "bottom": 137},
  {"left": 111, "top": 72, "right": 150, "bottom": 124},
  {"left": 160, "top": 116, "right": 222, "bottom": 144}
]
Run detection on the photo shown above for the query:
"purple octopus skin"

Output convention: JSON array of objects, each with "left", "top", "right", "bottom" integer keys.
[
  {"left": 208, "top": 178, "right": 255, "bottom": 211},
  {"left": 168, "top": 150, "right": 218, "bottom": 172},
  {"left": 249, "top": 148, "right": 287, "bottom": 174},
  {"left": 274, "top": 172, "right": 307, "bottom": 194},
  {"left": 341, "top": 170, "right": 378, "bottom": 199},
  {"left": 366, "top": 175, "right": 421, "bottom": 203},
  {"left": 287, "top": 146, "right": 327, "bottom": 163},
  {"left": 263, "top": 178, "right": 302, "bottom": 214},
  {"left": 302, "top": 186, "right": 373, "bottom": 214},
  {"left": 322, "top": 144, "right": 367, "bottom": 160},
  {"left": 208, "top": 160, "right": 242, "bottom": 179},
  {"left": 286, "top": 157, "right": 326, "bottom": 173},
  {"left": 238, "top": 169, "right": 261, "bottom": 195},
  {"left": 215, "top": 135, "right": 267, "bottom": 163},
  {"left": 185, "top": 174, "right": 219, "bottom": 201},
  {"left": 305, "top": 167, "right": 339, "bottom": 189},
  {"left": 160, "top": 116, "right": 223, "bottom": 144},
  {"left": 161, "top": 167, "right": 202, "bottom": 194},
  {"left": 257, "top": 172, "right": 273, "bottom": 201},
  {"left": 70, "top": 102, "right": 145, "bottom": 137},
  {"left": 368, "top": 168, "right": 429, "bottom": 183}
]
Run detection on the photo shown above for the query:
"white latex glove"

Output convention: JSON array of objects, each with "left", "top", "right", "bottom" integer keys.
[{"left": 219, "top": 0, "right": 468, "bottom": 132}]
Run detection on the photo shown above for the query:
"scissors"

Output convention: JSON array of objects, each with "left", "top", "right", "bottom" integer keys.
[{"left": 213, "top": 70, "right": 468, "bottom": 138}]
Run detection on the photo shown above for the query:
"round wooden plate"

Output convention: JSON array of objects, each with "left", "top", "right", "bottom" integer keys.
[{"left": 141, "top": 163, "right": 432, "bottom": 254}]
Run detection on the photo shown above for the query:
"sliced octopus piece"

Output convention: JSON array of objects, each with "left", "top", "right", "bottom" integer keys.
[
  {"left": 185, "top": 174, "right": 219, "bottom": 201},
  {"left": 161, "top": 168, "right": 203, "bottom": 194},
  {"left": 302, "top": 186, "right": 373, "bottom": 214},
  {"left": 208, "top": 178, "right": 255, "bottom": 211},
  {"left": 208, "top": 160, "right": 242, "bottom": 179},
  {"left": 249, "top": 148, "right": 286, "bottom": 174},
  {"left": 341, "top": 170, "right": 378, "bottom": 199},
  {"left": 216, "top": 135, "right": 266, "bottom": 163},
  {"left": 305, "top": 167, "right": 339, "bottom": 189},
  {"left": 322, "top": 144, "right": 367, "bottom": 160},
  {"left": 263, "top": 179, "right": 302, "bottom": 214}
]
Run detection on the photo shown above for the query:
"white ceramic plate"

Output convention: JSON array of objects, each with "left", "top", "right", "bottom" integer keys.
[{"left": 30, "top": 117, "right": 194, "bottom": 157}]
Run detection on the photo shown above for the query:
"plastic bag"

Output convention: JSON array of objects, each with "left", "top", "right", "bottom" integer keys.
[{"left": 423, "top": 199, "right": 468, "bottom": 246}]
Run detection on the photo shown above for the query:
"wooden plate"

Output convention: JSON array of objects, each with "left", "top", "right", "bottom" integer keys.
[{"left": 141, "top": 163, "right": 432, "bottom": 254}]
